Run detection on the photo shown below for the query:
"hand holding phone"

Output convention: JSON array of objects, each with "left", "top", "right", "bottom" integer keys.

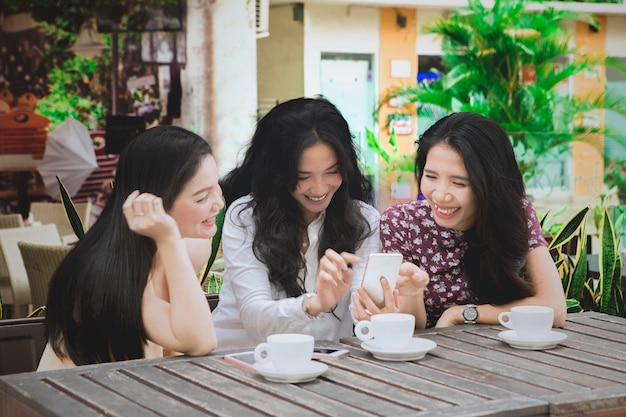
[{"left": 360, "top": 253, "right": 402, "bottom": 305}]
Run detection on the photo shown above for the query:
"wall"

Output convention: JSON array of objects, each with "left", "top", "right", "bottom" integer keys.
[
  {"left": 303, "top": 5, "right": 379, "bottom": 96},
  {"left": 572, "top": 18, "right": 607, "bottom": 201},
  {"left": 377, "top": 7, "right": 417, "bottom": 211},
  {"left": 257, "top": 5, "right": 305, "bottom": 107}
]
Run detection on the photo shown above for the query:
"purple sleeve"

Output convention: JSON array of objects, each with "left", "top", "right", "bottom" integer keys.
[
  {"left": 524, "top": 199, "right": 547, "bottom": 249},
  {"left": 380, "top": 203, "right": 415, "bottom": 263}
]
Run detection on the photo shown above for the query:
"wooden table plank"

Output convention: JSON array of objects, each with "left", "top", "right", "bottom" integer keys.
[
  {"left": 2, "top": 372, "right": 160, "bottom": 417},
  {"left": 440, "top": 327, "right": 622, "bottom": 387},
  {"left": 197, "top": 356, "right": 379, "bottom": 417},
  {"left": 84, "top": 366, "right": 221, "bottom": 417}
]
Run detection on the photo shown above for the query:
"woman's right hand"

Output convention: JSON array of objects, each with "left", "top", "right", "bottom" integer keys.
[
  {"left": 305, "top": 249, "right": 361, "bottom": 317},
  {"left": 122, "top": 190, "right": 179, "bottom": 242}
]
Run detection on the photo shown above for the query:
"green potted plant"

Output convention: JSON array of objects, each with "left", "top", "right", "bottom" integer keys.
[
  {"left": 547, "top": 199, "right": 625, "bottom": 316},
  {"left": 379, "top": 0, "right": 626, "bottom": 184}
]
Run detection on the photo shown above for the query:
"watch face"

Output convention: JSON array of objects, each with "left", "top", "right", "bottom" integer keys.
[{"left": 463, "top": 306, "right": 478, "bottom": 321}]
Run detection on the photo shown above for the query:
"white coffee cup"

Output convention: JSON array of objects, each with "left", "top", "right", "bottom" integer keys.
[
  {"left": 354, "top": 313, "right": 415, "bottom": 349},
  {"left": 498, "top": 305, "right": 554, "bottom": 341},
  {"left": 253, "top": 333, "right": 314, "bottom": 372}
]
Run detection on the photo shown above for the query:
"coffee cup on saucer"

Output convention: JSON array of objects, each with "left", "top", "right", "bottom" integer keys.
[
  {"left": 498, "top": 305, "right": 554, "bottom": 341},
  {"left": 254, "top": 333, "right": 314, "bottom": 373},
  {"left": 355, "top": 313, "right": 415, "bottom": 350}
]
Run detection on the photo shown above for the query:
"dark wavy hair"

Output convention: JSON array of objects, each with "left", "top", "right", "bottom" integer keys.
[
  {"left": 415, "top": 112, "right": 534, "bottom": 304},
  {"left": 45, "top": 125, "right": 213, "bottom": 365},
  {"left": 221, "top": 96, "right": 373, "bottom": 297}
]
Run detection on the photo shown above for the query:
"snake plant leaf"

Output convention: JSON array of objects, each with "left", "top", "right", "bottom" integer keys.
[
  {"left": 57, "top": 176, "right": 85, "bottom": 239},
  {"left": 568, "top": 218, "right": 588, "bottom": 303},
  {"left": 199, "top": 205, "right": 225, "bottom": 290},
  {"left": 599, "top": 208, "right": 618, "bottom": 314},
  {"left": 548, "top": 206, "right": 589, "bottom": 250},
  {"left": 565, "top": 298, "right": 582, "bottom": 313}
]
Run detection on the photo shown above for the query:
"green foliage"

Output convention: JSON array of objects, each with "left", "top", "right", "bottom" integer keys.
[
  {"left": 548, "top": 202, "right": 625, "bottom": 316},
  {"left": 37, "top": 55, "right": 110, "bottom": 131},
  {"left": 380, "top": 0, "right": 626, "bottom": 183},
  {"left": 365, "top": 127, "right": 415, "bottom": 175},
  {"left": 200, "top": 206, "right": 226, "bottom": 292},
  {"left": 604, "top": 158, "right": 626, "bottom": 204}
]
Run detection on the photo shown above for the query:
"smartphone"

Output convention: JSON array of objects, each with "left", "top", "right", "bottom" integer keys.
[
  {"left": 313, "top": 347, "right": 350, "bottom": 360},
  {"left": 224, "top": 351, "right": 256, "bottom": 372},
  {"left": 360, "top": 253, "right": 403, "bottom": 305}
]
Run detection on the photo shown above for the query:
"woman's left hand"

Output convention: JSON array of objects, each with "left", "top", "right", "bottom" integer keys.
[{"left": 434, "top": 305, "right": 464, "bottom": 327}]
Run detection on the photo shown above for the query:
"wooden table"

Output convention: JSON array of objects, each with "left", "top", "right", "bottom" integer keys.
[{"left": 1, "top": 311, "right": 626, "bottom": 417}]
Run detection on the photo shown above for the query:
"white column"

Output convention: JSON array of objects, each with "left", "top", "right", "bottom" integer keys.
[{"left": 181, "top": 0, "right": 257, "bottom": 176}]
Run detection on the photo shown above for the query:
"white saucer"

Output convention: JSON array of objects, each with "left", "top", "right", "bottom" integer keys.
[
  {"left": 498, "top": 330, "right": 567, "bottom": 350},
  {"left": 252, "top": 361, "right": 328, "bottom": 383},
  {"left": 361, "top": 337, "right": 437, "bottom": 361}
]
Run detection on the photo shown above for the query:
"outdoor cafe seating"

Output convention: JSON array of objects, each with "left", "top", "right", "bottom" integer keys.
[{"left": 0, "top": 224, "right": 62, "bottom": 318}]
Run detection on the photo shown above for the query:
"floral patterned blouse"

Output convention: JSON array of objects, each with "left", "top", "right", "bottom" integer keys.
[{"left": 380, "top": 199, "right": 547, "bottom": 327}]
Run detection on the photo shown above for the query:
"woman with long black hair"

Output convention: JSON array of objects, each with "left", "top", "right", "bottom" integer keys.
[
  {"left": 213, "top": 96, "right": 380, "bottom": 348},
  {"left": 39, "top": 126, "right": 222, "bottom": 370}
]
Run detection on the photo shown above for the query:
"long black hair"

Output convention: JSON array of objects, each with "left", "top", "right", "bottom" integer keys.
[
  {"left": 45, "top": 126, "right": 213, "bottom": 365},
  {"left": 415, "top": 112, "right": 534, "bottom": 303},
  {"left": 221, "top": 96, "right": 373, "bottom": 297}
]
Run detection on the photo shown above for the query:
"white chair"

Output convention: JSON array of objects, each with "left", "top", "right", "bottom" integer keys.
[
  {"left": 18, "top": 242, "right": 72, "bottom": 310},
  {"left": 0, "top": 214, "right": 24, "bottom": 279},
  {"left": 0, "top": 214, "right": 24, "bottom": 229},
  {"left": 30, "top": 201, "right": 92, "bottom": 240},
  {"left": 0, "top": 224, "right": 61, "bottom": 316}
]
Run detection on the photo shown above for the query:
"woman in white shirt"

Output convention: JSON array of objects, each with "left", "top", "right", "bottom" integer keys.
[{"left": 213, "top": 96, "right": 380, "bottom": 348}]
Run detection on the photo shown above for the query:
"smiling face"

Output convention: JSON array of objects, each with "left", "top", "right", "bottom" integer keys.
[
  {"left": 168, "top": 155, "right": 224, "bottom": 239},
  {"left": 420, "top": 143, "right": 477, "bottom": 231},
  {"left": 290, "top": 141, "right": 343, "bottom": 225}
]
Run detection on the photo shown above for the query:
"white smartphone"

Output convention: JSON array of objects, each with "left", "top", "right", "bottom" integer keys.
[
  {"left": 224, "top": 351, "right": 256, "bottom": 372},
  {"left": 360, "top": 253, "right": 403, "bottom": 305},
  {"left": 224, "top": 347, "right": 349, "bottom": 371},
  {"left": 312, "top": 347, "right": 350, "bottom": 360}
]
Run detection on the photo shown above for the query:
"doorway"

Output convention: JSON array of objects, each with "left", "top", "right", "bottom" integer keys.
[{"left": 320, "top": 53, "right": 377, "bottom": 205}]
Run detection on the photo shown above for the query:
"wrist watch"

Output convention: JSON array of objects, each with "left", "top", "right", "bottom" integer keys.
[{"left": 462, "top": 304, "right": 478, "bottom": 324}]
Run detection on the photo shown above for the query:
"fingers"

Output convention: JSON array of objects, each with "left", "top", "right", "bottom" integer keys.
[
  {"left": 123, "top": 191, "right": 164, "bottom": 219},
  {"left": 379, "top": 276, "right": 399, "bottom": 310},
  {"left": 352, "top": 293, "right": 371, "bottom": 321},
  {"left": 355, "top": 287, "right": 383, "bottom": 314},
  {"left": 323, "top": 249, "right": 360, "bottom": 272}
]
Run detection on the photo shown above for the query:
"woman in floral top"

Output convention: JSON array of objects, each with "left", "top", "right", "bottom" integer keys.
[{"left": 353, "top": 112, "right": 566, "bottom": 329}]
